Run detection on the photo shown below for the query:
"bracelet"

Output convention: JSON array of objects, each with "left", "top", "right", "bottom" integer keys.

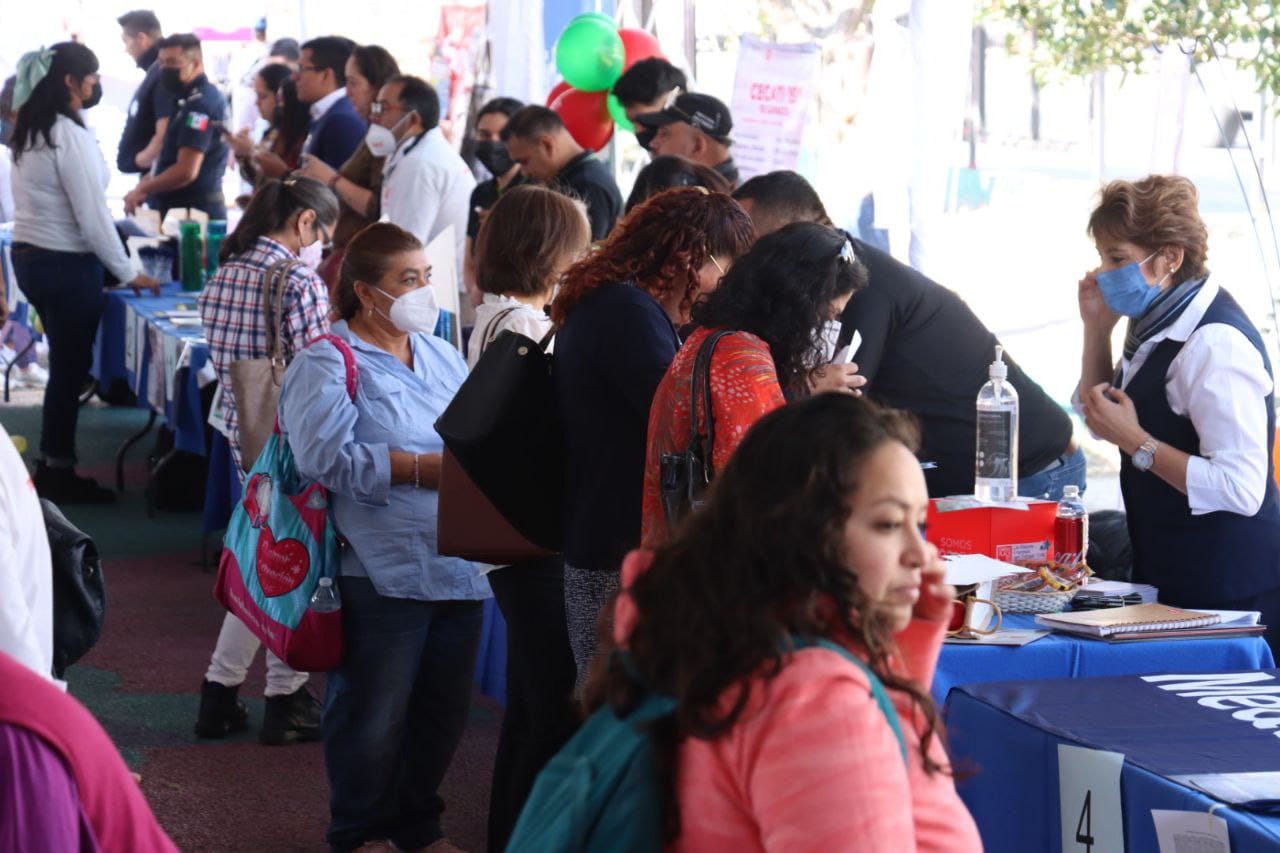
[
  {"left": 328, "top": 173, "right": 341, "bottom": 192},
  {"left": 412, "top": 453, "right": 420, "bottom": 489}
]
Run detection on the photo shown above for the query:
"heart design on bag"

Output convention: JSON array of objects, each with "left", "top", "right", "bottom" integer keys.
[{"left": 256, "top": 525, "right": 311, "bottom": 597}]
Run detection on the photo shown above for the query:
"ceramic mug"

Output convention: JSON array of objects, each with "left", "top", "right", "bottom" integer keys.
[{"left": 947, "top": 591, "right": 1003, "bottom": 638}]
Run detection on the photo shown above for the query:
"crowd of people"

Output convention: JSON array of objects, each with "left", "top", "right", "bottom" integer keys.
[{"left": 2, "top": 8, "right": 1279, "bottom": 853}]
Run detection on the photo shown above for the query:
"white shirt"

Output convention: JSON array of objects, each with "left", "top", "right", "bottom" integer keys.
[
  {"left": 0, "top": 147, "right": 14, "bottom": 223},
  {"left": 381, "top": 127, "right": 475, "bottom": 280},
  {"left": 1074, "top": 278, "right": 1274, "bottom": 516},
  {"left": 0, "top": 423, "right": 54, "bottom": 680},
  {"left": 11, "top": 116, "right": 135, "bottom": 283},
  {"left": 466, "top": 294, "right": 554, "bottom": 369},
  {"left": 309, "top": 86, "right": 348, "bottom": 122}
]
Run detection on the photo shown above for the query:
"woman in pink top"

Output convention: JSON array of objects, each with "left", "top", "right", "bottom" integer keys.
[{"left": 601, "top": 393, "right": 982, "bottom": 851}]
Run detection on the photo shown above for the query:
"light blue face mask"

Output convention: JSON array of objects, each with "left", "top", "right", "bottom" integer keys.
[{"left": 1096, "top": 251, "right": 1168, "bottom": 317}]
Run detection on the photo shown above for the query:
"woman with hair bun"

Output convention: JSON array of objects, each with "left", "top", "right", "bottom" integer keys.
[{"left": 1076, "top": 174, "right": 1280, "bottom": 654}]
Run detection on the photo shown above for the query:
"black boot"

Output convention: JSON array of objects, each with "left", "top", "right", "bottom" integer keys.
[
  {"left": 34, "top": 462, "right": 116, "bottom": 504},
  {"left": 260, "top": 685, "right": 322, "bottom": 746},
  {"left": 195, "top": 679, "right": 250, "bottom": 739}
]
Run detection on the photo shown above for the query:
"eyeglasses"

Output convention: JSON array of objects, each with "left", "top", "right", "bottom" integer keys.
[
  {"left": 709, "top": 254, "right": 726, "bottom": 275},
  {"left": 297, "top": 64, "right": 324, "bottom": 75},
  {"left": 370, "top": 100, "right": 405, "bottom": 117}
]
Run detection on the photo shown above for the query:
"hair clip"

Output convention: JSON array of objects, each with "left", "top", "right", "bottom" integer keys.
[{"left": 839, "top": 239, "right": 856, "bottom": 265}]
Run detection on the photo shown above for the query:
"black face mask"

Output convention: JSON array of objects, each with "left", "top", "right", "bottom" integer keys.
[
  {"left": 474, "top": 139, "right": 514, "bottom": 177},
  {"left": 635, "top": 126, "right": 658, "bottom": 152},
  {"left": 81, "top": 81, "right": 103, "bottom": 110},
  {"left": 160, "top": 68, "right": 186, "bottom": 94}
]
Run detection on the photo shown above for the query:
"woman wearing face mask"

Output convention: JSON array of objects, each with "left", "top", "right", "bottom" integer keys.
[
  {"left": 192, "top": 176, "right": 338, "bottom": 746},
  {"left": 1076, "top": 175, "right": 1280, "bottom": 655},
  {"left": 294, "top": 44, "right": 400, "bottom": 289},
  {"left": 225, "top": 67, "right": 310, "bottom": 188},
  {"left": 597, "top": 394, "right": 981, "bottom": 850},
  {"left": 8, "top": 42, "right": 160, "bottom": 503},
  {"left": 463, "top": 96, "right": 528, "bottom": 307},
  {"left": 552, "top": 187, "right": 755, "bottom": 689},
  {"left": 278, "top": 222, "right": 489, "bottom": 853},
  {"left": 642, "top": 222, "right": 869, "bottom": 548}
]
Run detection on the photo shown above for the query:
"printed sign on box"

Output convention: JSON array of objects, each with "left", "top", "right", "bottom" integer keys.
[
  {"left": 729, "top": 36, "right": 820, "bottom": 182},
  {"left": 926, "top": 498, "right": 1056, "bottom": 566}
]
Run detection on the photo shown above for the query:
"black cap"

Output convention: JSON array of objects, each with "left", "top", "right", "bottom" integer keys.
[{"left": 635, "top": 92, "right": 733, "bottom": 142}]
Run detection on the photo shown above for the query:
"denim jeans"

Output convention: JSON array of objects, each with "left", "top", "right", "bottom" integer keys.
[
  {"left": 1017, "top": 446, "right": 1087, "bottom": 502},
  {"left": 9, "top": 244, "right": 105, "bottom": 464},
  {"left": 323, "top": 578, "right": 483, "bottom": 852},
  {"left": 486, "top": 556, "right": 579, "bottom": 852}
]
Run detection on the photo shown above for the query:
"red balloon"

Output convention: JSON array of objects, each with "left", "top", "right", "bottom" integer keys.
[
  {"left": 618, "top": 28, "right": 663, "bottom": 71},
  {"left": 551, "top": 88, "right": 614, "bottom": 152},
  {"left": 545, "top": 80, "right": 573, "bottom": 106}
]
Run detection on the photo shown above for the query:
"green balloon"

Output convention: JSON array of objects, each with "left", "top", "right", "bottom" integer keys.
[
  {"left": 607, "top": 93, "right": 633, "bottom": 132},
  {"left": 573, "top": 12, "right": 616, "bottom": 28},
  {"left": 555, "top": 17, "right": 625, "bottom": 92}
]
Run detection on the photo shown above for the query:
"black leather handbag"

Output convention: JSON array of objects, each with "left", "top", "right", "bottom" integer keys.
[
  {"left": 659, "top": 330, "right": 732, "bottom": 527},
  {"left": 436, "top": 328, "right": 563, "bottom": 555},
  {"left": 41, "top": 499, "right": 106, "bottom": 677}
]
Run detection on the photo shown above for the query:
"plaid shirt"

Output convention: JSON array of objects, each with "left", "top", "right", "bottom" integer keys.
[{"left": 197, "top": 237, "right": 330, "bottom": 471}]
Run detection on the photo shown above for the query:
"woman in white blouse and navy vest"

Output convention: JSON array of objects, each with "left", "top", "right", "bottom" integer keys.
[
  {"left": 1076, "top": 175, "right": 1280, "bottom": 656},
  {"left": 9, "top": 42, "right": 158, "bottom": 503}
]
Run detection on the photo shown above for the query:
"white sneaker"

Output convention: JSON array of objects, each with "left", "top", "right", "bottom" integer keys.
[
  {"left": 0, "top": 347, "right": 13, "bottom": 368},
  {"left": 16, "top": 363, "right": 48, "bottom": 388}
]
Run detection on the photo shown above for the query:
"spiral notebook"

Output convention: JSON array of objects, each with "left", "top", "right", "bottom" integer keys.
[{"left": 1036, "top": 603, "right": 1221, "bottom": 637}]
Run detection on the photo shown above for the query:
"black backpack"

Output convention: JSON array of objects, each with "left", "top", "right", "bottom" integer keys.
[{"left": 41, "top": 499, "right": 106, "bottom": 678}]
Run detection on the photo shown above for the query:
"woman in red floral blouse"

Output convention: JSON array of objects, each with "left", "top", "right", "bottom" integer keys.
[{"left": 642, "top": 223, "right": 870, "bottom": 547}]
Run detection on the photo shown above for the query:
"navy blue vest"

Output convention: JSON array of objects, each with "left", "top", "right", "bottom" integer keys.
[{"left": 1121, "top": 288, "right": 1280, "bottom": 605}]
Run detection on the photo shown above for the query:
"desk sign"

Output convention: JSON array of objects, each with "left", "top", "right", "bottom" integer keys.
[
  {"left": 1151, "top": 810, "right": 1229, "bottom": 853},
  {"left": 1058, "top": 744, "right": 1125, "bottom": 853}
]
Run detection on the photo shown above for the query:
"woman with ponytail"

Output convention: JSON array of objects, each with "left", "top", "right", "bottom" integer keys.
[
  {"left": 9, "top": 42, "right": 160, "bottom": 503},
  {"left": 193, "top": 176, "right": 337, "bottom": 746}
]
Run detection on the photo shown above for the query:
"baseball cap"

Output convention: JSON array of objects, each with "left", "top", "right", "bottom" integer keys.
[{"left": 635, "top": 92, "right": 733, "bottom": 142}]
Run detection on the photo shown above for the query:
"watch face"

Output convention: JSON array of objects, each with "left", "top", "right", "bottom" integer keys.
[{"left": 1133, "top": 448, "right": 1155, "bottom": 470}]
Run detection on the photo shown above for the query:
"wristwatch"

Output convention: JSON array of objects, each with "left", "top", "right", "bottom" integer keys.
[{"left": 1132, "top": 436, "right": 1159, "bottom": 472}]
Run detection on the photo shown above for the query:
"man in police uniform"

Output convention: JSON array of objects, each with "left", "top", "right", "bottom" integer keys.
[{"left": 124, "top": 33, "right": 229, "bottom": 221}]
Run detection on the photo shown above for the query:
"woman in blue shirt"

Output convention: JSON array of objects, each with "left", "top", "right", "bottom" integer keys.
[{"left": 278, "top": 222, "right": 488, "bottom": 853}]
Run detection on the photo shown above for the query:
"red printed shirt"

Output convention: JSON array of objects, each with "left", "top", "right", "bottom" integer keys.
[
  {"left": 641, "top": 327, "right": 786, "bottom": 548},
  {"left": 197, "top": 237, "right": 330, "bottom": 471}
]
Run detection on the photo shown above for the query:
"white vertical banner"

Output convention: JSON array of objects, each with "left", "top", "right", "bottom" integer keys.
[{"left": 729, "top": 36, "right": 821, "bottom": 182}]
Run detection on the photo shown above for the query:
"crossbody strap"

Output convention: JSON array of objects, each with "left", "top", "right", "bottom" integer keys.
[
  {"left": 790, "top": 635, "right": 907, "bottom": 762},
  {"left": 262, "top": 258, "right": 304, "bottom": 365},
  {"left": 688, "top": 330, "right": 734, "bottom": 479}
]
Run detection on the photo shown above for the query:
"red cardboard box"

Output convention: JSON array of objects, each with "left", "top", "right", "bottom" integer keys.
[{"left": 926, "top": 498, "right": 1057, "bottom": 565}]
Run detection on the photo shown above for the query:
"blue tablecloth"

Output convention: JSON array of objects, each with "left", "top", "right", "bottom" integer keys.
[
  {"left": 93, "top": 283, "right": 210, "bottom": 456},
  {"left": 947, "top": 676, "right": 1280, "bottom": 852},
  {"left": 933, "top": 613, "right": 1275, "bottom": 705}
]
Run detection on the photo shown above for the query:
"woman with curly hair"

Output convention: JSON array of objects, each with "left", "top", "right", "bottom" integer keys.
[
  {"left": 552, "top": 186, "right": 754, "bottom": 687},
  {"left": 604, "top": 394, "right": 982, "bottom": 849},
  {"left": 641, "top": 222, "right": 869, "bottom": 547}
]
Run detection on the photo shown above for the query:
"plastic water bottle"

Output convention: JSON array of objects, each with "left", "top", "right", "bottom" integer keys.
[
  {"left": 308, "top": 577, "right": 341, "bottom": 613},
  {"left": 1054, "top": 485, "right": 1088, "bottom": 569},
  {"left": 974, "top": 345, "right": 1020, "bottom": 502}
]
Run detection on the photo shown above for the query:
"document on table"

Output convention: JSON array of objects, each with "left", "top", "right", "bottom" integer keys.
[
  {"left": 943, "top": 553, "right": 1022, "bottom": 586},
  {"left": 944, "top": 629, "right": 1049, "bottom": 646},
  {"left": 1172, "top": 771, "right": 1280, "bottom": 808}
]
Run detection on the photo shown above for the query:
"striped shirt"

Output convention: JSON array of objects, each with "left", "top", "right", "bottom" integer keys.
[{"left": 197, "top": 237, "right": 331, "bottom": 471}]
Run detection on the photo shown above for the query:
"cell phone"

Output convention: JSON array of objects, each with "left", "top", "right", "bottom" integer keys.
[{"left": 844, "top": 330, "right": 863, "bottom": 364}]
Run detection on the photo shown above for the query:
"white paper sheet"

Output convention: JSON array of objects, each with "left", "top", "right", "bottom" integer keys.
[
  {"left": 943, "top": 553, "right": 1022, "bottom": 586},
  {"left": 1151, "top": 809, "right": 1230, "bottom": 853},
  {"left": 1058, "top": 744, "right": 1125, "bottom": 853}
]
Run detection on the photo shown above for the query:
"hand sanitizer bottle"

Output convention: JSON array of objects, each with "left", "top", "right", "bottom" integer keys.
[{"left": 974, "top": 345, "right": 1019, "bottom": 502}]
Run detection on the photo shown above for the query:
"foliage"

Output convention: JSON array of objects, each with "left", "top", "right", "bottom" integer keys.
[{"left": 985, "top": 1, "right": 1280, "bottom": 103}]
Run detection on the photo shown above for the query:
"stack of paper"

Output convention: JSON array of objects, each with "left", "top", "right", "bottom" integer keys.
[{"left": 1072, "top": 580, "right": 1158, "bottom": 605}]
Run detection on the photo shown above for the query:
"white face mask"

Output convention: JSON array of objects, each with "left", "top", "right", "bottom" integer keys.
[
  {"left": 364, "top": 113, "right": 413, "bottom": 158},
  {"left": 372, "top": 283, "right": 439, "bottom": 334},
  {"left": 299, "top": 240, "right": 324, "bottom": 269}
]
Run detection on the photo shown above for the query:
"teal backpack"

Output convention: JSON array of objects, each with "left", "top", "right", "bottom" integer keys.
[{"left": 506, "top": 636, "right": 907, "bottom": 852}]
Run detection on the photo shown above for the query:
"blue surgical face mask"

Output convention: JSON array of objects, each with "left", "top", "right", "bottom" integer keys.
[{"left": 1095, "top": 251, "right": 1169, "bottom": 317}]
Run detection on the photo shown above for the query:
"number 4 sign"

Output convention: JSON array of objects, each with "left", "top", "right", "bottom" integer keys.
[{"left": 1058, "top": 744, "right": 1126, "bottom": 852}]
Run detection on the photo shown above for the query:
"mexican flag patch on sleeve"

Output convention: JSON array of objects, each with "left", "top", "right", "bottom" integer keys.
[{"left": 186, "top": 112, "right": 210, "bottom": 131}]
